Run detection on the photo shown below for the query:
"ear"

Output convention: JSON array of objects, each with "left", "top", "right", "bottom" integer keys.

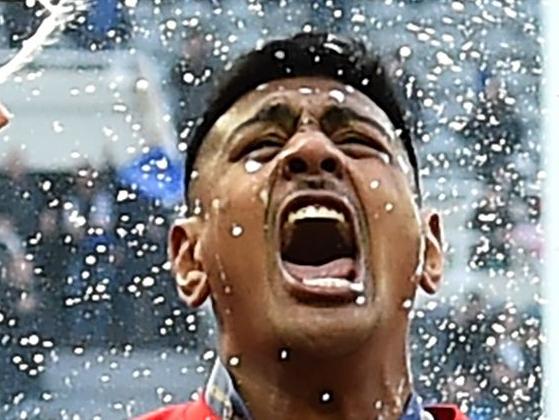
[
  {"left": 418, "top": 211, "right": 444, "bottom": 295},
  {"left": 168, "top": 217, "right": 210, "bottom": 308}
]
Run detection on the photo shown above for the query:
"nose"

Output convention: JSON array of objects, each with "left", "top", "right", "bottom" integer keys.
[{"left": 280, "top": 133, "right": 342, "bottom": 180}]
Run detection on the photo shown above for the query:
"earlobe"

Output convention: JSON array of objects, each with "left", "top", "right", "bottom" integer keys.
[
  {"left": 418, "top": 212, "right": 444, "bottom": 295},
  {"left": 177, "top": 270, "right": 210, "bottom": 307},
  {"left": 169, "top": 218, "right": 210, "bottom": 308}
]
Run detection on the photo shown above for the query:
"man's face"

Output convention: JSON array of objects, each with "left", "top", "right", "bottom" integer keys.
[{"left": 178, "top": 77, "right": 439, "bottom": 357}]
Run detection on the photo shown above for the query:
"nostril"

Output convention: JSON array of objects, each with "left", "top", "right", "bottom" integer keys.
[
  {"left": 288, "top": 157, "right": 308, "bottom": 174},
  {"left": 321, "top": 157, "right": 338, "bottom": 174}
]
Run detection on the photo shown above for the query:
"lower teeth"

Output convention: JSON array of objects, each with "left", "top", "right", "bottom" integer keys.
[{"left": 302, "top": 277, "right": 355, "bottom": 289}]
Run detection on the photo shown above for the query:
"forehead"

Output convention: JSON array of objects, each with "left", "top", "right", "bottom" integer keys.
[{"left": 211, "top": 76, "right": 395, "bottom": 136}]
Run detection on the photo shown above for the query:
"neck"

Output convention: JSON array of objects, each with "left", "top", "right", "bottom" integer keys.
[{"left": 223, "top": 330, "right": 412, "bottom": 420}]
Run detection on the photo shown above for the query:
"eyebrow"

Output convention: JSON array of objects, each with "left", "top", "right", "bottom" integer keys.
[
  {"left": 320, "top": 105, "right": 394, "bottom": 142},
  {"left": 228, "top": 102, "right": 299, "bottom": 140}
]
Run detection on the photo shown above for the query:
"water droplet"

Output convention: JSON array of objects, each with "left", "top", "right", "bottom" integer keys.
[
  {"left": 259, "top": 189, "right": 269, "bottom": 205},
  {"left": 355, "top": 295, "right": 366, "bottom": 306},
  {"left": 211, "top": 198, "right": 221, "bottom": 211},
  {"left": 320, "top": 392, "right": 332, "bottom": 403},
  {"left": 370, "top": 179, "right": 380, "bottom": 190},
  {"left": 228, "top": 356, "right": 240, "bottom": 367},
  {"left": 84, "top": 84, "right": 96, "bottom": 94},
  {"left": 165, "top": 18, "right": 177, "bottom": 30},
  {"left": 142, "top": 276, "right": 155, "bottom": 288},
  {"left": 399, "top": 46, "right": 412, "bottom": 58},
  {"left": 52, "top": 121, "right": 64, "bottom": 133},
  {"left": 385, "top": 202, "right": 394, "bottom": 213},
  {"left": 279, "top": 348, "right": 289, "bottom": 361},
  {"left": 135, "top": 78, "right": 149, "bottom": 91},
  {"left": 244, "top": 159, "right": 262, "bottom": 173},
  {"left": 183, "top": 72, "right": 195, "bottom": 84},
  {"left": 328, "top": 89, "right": 345, "bottom": 103},
  {"left": 33, "top": 353, "right": 44, "bottom": 364},
  {"left": 231, "top": 224, "right": 243, "bottom": 237},
  {"left": 379, "top": 153, "right": 391, "bottom": 165},
  {"left": 85, "top": 255, "right": 96, "bottom": 265},
  {"left": 274, "top": 50, "right": 286, "bottom": 60},
  {"left": 202, "top": 350, "right": 215, "bottom": 361},
  {"left": 41, "top": 180, "right": 52, "bottom": 191},
  {"left": 451, "top": 1, "right": 464, "bottom": 12},
  {"left": 436, "top": 51, "right": 453, "bottom": 66}
]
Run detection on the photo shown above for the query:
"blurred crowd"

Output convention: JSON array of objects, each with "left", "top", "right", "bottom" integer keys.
[{"left": 0, "top": 1, "right": 543, "bottom": 418}]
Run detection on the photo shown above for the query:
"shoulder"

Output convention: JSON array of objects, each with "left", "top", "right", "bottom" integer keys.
[
  {"left": 134, "top": 399, "right": 218, "bottom": 420},
  {"left": 426, "top": 404, "right": 469, "bottom": 420}
]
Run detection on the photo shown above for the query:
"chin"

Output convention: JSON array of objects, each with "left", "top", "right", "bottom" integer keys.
[{"left": 269, "top": 303, "right": 379, "bottom": 358}]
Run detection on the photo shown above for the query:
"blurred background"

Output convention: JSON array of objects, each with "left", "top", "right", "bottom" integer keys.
[{"left": 0, "top": 1, "right": 545, "bottom": 419}]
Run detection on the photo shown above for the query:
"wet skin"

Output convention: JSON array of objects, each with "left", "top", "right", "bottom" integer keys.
[{"left": 170, "top": 77, "right": 444, "bottom": 419}]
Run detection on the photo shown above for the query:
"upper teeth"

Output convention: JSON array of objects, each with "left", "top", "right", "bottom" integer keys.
[{"left": 287, "top": 205, "right": 345, "bottom": 224}]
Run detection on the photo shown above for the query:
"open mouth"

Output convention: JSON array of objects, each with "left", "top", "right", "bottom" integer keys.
[{"left": 276, "top": 192, "right": 365, "bottom": 303}]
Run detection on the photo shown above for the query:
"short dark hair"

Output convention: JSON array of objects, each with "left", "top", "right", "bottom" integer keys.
[{"left": 183, "top": 32, "right": 421, "bottom": 203}]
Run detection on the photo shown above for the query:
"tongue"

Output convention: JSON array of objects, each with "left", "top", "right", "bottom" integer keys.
[{"left": 283, "top": 257, "right": 356, "bottom": 281}]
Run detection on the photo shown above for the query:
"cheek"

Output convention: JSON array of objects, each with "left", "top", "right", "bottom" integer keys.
[
  {"left": 352, "top": 161, "right": 421, "bottom": 294},
  {"left": 200, "top": 167, "right": 272, "bottom": 305}
]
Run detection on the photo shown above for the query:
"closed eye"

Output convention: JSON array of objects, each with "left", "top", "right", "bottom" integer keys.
[
  {"left": 232, "top": 137, "right": 283, "bottom": 162},
  {"left": 338, "top": 135, "right": 391, "bottom": 161}
]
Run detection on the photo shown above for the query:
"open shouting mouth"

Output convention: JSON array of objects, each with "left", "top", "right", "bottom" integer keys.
[{"left": 276, "top": 191, "right": 366, "bottom": 304}]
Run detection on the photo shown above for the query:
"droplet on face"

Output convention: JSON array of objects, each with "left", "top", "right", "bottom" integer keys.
[
  {"left": 298, "top": 87, "right": 313, "bottom": 95},
  {"left": 231, "top": 224, "right": 243, "bottom": 237},
  {"left": 355, "top": 295, "right": 366, "bottom": 306},
  {"left": 192, "top": 199, "right": 203, "bottom": 216},
  {"left": 385, "top": 202, "right": 394, "bottom": 213},
  {"left": 370, "top": 179, "right": 380, "bottom": 190},
  {"left": 279, "top": 348, "right": 289, "bottom": 361},
  {"left": 379, "top": 153, "right": 391, "bottom": 165},
  {"left": 259, "top": 189, "right": 269, "bottom": 205},
  {"left": 328, "top": 89, "right": 345, "bottom": 104},
  {"left": 244, "top": 159, "right": 262, "bottom": 173},
  {"left": 320, "top": 392, "right": 332, "bottom": 403}
]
